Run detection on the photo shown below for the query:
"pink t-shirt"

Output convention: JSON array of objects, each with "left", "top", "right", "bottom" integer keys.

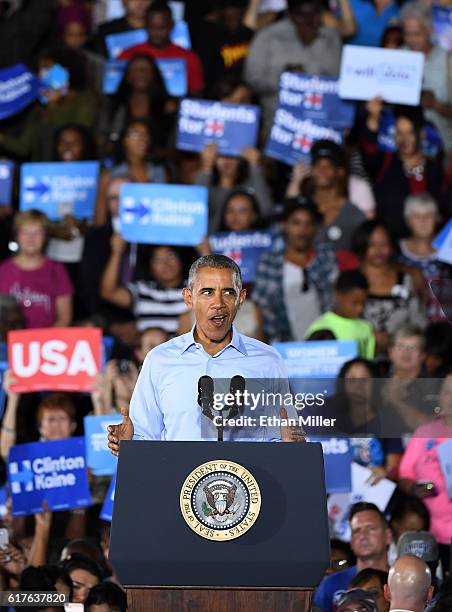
[
  {"left": 399, "top": 419, "right": 452, "bottom": 544},
  {"left": 0, "top": 257, "right": 73, "bottom": 328}
]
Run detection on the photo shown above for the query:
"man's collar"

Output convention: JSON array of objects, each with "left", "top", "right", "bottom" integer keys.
[{"left": 179, "top": 325, "right": 248, "bottom": 356}]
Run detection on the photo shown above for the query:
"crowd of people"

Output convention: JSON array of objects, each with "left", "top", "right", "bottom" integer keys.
[{"left": 0, "top": 0, "right": 452, "bottom": 610}]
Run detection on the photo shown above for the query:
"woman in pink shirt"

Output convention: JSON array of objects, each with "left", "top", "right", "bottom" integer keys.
[
  {"left": 399, "top": 373, "right": 452, "bottom": 572},
  {"left": 0, "top": 209, "right": 73, "bottom": 328}
]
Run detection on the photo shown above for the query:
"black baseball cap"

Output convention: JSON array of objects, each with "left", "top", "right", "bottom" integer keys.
[{"left": 311, "top": 139, "right": 348, "bottom": 170}]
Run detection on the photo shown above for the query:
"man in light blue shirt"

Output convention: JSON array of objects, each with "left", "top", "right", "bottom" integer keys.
[{"left": 108, "top": 254, "right": 302, "bottom": 450}]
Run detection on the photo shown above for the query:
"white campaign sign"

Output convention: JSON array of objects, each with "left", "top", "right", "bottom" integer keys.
[{"left": 338, "top": 45, "right": 425, "bottom": 105}]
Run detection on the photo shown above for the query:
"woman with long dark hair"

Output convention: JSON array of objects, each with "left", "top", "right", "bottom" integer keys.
[{"left": 98, "top": 54, "right": 176, "bottom": 159}]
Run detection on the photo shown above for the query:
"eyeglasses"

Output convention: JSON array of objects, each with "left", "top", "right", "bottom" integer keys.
[{"left": 126, "top": 130, "right": 149, "bottom": 139}]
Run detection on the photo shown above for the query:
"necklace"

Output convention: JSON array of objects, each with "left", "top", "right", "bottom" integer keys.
[{"left": 403, "top": 162, "right": 425, "bottom": 182}]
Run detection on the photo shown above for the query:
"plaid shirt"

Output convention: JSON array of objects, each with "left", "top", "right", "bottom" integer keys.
[{"left": 252, "top": 246, "right": 340, "bottom": 342}]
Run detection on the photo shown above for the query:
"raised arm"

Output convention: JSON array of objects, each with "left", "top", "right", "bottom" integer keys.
[{"left": 100, "top": 234, "right": 132, "bottom": 309}]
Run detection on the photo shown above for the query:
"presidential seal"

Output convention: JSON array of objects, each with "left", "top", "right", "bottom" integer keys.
[{"left": 180, "top": 460, "right": 261, "bottom": 541}]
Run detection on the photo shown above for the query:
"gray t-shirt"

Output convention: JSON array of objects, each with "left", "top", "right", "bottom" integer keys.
[{"left": 315, "top": 201, "right": 365, "bottom": 251}]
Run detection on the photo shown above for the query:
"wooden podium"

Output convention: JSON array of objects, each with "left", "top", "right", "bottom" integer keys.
[
  {"left": 110, "top": 442, "right": 329, "bottom": 610},
  {"left": 125, "top": 586, "right": 313, "bottom": 611}
]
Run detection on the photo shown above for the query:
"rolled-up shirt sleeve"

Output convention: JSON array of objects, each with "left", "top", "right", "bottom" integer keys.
[{"left": 129, "top": 352, "right": 164, "bottom": 440}]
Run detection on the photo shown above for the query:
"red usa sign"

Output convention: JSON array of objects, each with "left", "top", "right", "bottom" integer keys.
[{"left": 8, "top": 328, "right": 102, "bottom": 393}]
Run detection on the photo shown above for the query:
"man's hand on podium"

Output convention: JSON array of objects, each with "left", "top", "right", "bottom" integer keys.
[
  {"left": 280, "top": 407, "right": 305, "bottom": 443},
  {"left": 107, "top": 406, "right": 134, "bottom": 455}
]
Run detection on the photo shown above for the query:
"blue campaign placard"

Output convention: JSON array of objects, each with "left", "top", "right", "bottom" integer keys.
[
  {"left": 171, "top": 20, "right": 191, "bottom": 49},
  {"left": 20, "top": 161, "right": 100, "bottom": 221},
  {"left": 433, "top": 5, "right": 452, "bottom": 52},
  {"left": 177, "top": 99, "right": 260, "bottom": 156},
  {"left": 156, "top": 58, "right": 187, "bottom": 97},
  {"left": 378, "top": 108, "right": 442, "bottom": 156},
  {"left": 100, "top": 473, "right": 116, "bottom": 522},
  {"left": 308, "top": 437, "right": 352, "bottom": 494},
  {"left": 119, "top": 183, "right": 208, "bottom": 246},
  {"left": 273, "top": 340, "right": 358, "bottom": 397},
  {"left": 0, "top": 64, "right": 41, "bottom": 120},
  {"left": 106, "top": 29, "right": 147, "bottom": 59},
  {"left": 265, "top": 107, "right": 343, "bottom": 166},
  {"left": 103, "top": 58, "right": 187, "bottom": 97},
  {"left": 433, "top": 219, "right": 452, "bottom": 250},
  {"left": 0, "top": 160, "right": 14, "bottom": 206},
  {"left": 84, "top": 415, "right": 120, "bottom": 476},
  {"left": 209, "top": 230, "right": 275, "bottom": 283},
  {"left": 437, "top": 439, "right": 452, "bottom": 499},
  {"left": 103, "top": 60, "right": 127, "bottom": 95},
  {"left": 8, "top": 437, "right": 91, "bottom": 516},
  {"left": 279, "top": 72, "right": 355, "bottom": 128},
  {"left": 106, "top": 23, "right": 191, "bottom": 59}
]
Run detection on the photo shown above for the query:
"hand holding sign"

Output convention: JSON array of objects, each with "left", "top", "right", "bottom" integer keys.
[{"left": 107, "top": 406, "right": 134, "bottom": 456}]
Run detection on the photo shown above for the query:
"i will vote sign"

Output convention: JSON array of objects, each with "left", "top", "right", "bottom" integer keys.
[
  {"left": 100, "top": 473, "right": 116, "bottom": 522},
  {"left": 119, "top": 183, "right": 208, "bottom": 246},
  {"left": 265, "top": 108, "right": 343, "bottom": 166},
  {"left": 0, "top": 64, "right": 41, "bottom": 120},
  {"left": 279, "top": 72, "right": 355, "bottom": 128},
  {"left": 209, "top": 230, "right": 275, "bottom": 283},
  {"left": 0, "top": 160, "right": 14, "bottom": 206},
  {"left": 308, "top": 437, "right": 352, "bottom": 494},
  {"left": 8, "top": 437, "right": 91, "bottom": 516},
  {"left": 177, "top": 99, "right": 260, "bottom": 156},
  {"left": 84, "top": 415, "right": 121, "bottom": 476},
  {"left": 20, "top": 161, "right": 100, "bottom": 221},
  {"left": 8, "top": 328, "right": 102, "bottom": 393}
]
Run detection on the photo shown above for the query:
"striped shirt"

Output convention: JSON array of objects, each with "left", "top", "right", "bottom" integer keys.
[{"left": 127, "top": 280, "right": 187, "bottom": 333}]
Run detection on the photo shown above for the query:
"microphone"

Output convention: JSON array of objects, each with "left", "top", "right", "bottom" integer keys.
[
  {"left": 197, "top": 375, "right": 214, "bottom": 419},
  {"left": 228, "top": 375, "right": 246, "bottom": 418}
]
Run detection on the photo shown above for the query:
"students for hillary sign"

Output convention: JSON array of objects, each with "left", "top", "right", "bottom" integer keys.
[
  {"left": 84, "top": 415, "right": 120, "bottom": 476},
  {"left": 20, "top": 161, "right": 100, "bottom": 221},
  {"left": 265, "top": 108, "right": 343, "bottom": 166},
  {"left": 209, "top": 230, "right": 275, "bottom": 283},
  {"left": 8, "top": 437, "right": 91, "bottom": 516},
  {"left": 0, "top": 64, "right": 41, "bottom": 120},
  {"left": 437, "top": 439, "right": 452, "bottom": 499},
  {"left": 307, "top": 437, "right": 352, "bottom": 494},
  {"left": 279, "top": 72, "right": 355, "bottom": 128},
  {"left": 119, "top": 183, "right": 208, "bottom": 246},
  {"left": 100, "top": 473, "right": 116, "bottom": 522},
  {"left": 0, "top": 160, "right": 14, "bottom": 206},
  {"left": 8, "top": 328, "right": 102, "bottom": 393},
  {"left": 177, "top": 99, "right": 260, "bottom": 156}
]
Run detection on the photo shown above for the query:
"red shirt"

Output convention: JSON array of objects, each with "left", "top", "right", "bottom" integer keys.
[{"left": 120, "top": 42, "right": 204, "bottom": 94}]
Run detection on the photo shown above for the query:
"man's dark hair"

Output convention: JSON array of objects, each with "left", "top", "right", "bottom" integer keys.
[
  {"left": 351, "top": 219, "right": 397, "bottom": 259},
  {"left": 335, "top": 269, "right": 369, "bottom": 294},
  {"left": 146, "top": 1, "right": 172, "bottom": 21},
  {"left": 349, "top": 502, "right": 388, "bottom": 528},
  {"left": 85, "top": 582, "right": 127, "bottom": 611},
  {"left": 20, "top": 565, "right": 73, "bottom": 602},
  {"left": 349, "top": 568, "right": 389, "bottom": 590},
  {"left": 281, "top": 199, "right": 321, "bottom": 224}
]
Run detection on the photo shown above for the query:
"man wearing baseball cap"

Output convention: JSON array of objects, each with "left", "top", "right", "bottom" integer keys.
[
  {"left": 396, "top": 531, "right": 439, "bottom": 581},
  {"left": 309, "top": 139, "right": 365, "bottom": 251}
]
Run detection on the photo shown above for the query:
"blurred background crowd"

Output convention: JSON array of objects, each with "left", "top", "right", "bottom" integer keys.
[{"left": 1, "top": 0, "right": 452, "bottom": 610}]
